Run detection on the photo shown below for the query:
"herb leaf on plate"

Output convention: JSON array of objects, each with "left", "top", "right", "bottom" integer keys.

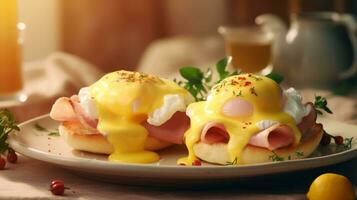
[
  {"left": 344, "top": 137, "right": 353, "bottom": 150},
  {"left": 48, "top": 131, "right": 60, "bottom": 137},
  {"left": 34, "top": 123, "right": 48, "bottom": 132},
  {"left": 225, "top": 157, "right": 238, "bottom": 165},
  {"left": 34, "top": 123, "right": 60, "bottom": 137},
  {"left": 269, "top": 151, "right": 284, "bottom": 162}
]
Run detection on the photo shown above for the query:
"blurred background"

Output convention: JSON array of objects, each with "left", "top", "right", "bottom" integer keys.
[
  {"left": 19, "top": 0, "right": 357, "bottom": 72},
  {"left": 1, "top": 0, "right": 355, "bottom": 124}
]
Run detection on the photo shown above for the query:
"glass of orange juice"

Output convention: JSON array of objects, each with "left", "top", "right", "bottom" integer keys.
[
  {"left": 0, "top": 0, "right": 26, "bottom": 102},
  {"left": 218, "top": 26, "right": 273, "bottom": 75}
]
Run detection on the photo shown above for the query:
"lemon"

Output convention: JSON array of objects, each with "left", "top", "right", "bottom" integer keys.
[{"left": 307, "top": 173, "right": 355, "bottom": 200}]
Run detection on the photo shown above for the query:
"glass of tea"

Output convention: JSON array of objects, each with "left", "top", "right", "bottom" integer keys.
[
  {"left": 218, "top": 26, "right": 273, "bottom": 75},
  {"left": 0, "top": 0, "right": 26, "bottom": 102}
]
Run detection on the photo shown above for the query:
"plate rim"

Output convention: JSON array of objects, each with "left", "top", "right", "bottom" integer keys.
[{"left": 8, "top": 114, "right": 357, "bottom": 178}]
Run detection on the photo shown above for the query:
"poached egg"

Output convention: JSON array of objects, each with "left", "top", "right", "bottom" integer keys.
[
  {"left": 82, "top": 70, "right": 192, "bottom": 163},
  {"left": 179, "top": 73, "right": 310, "bottom": 165}
]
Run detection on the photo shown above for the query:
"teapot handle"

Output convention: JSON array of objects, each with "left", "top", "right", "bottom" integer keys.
[{"left": 339, "top": 14, "right": 357, "bottom": 79}]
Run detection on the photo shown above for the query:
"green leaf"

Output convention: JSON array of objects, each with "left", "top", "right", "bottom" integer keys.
[
  {"left": 216, "top": 57, "right": 229, "bottom": 76},
  {"left": 34, "top": 123, "right": 48, "bottom": 132},
  {"left": 48, "top": 131, "right": 60, "bottom": 137},
  {"left": 265, "top": 72, "right": 284, "bottom": 84},
  {"left": 314, "top": 96, "right": 333, "bottom": 114},
  {"left": 176, "top": 57, "right": 240, "bottom": 102},
  {"left": 269, "top": 151, "right": 284, "bottom": 162},
  {"left": 179, "top": 67, "right": 203, "bottom": 83}
]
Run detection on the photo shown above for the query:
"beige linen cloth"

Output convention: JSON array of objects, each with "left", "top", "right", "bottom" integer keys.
[
  {"left": 0, "top": 51, "right": 356, "bottom": 199},
  {"left": 6, "top": 52, "right": 103, "bottom": 122}
]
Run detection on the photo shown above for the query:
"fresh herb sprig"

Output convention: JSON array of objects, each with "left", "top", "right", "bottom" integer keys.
[
  {"left": 177, "top": 67, "right": 211, "bottom": 101},
  {"left": 177, "top": 57, "right": 237, "bottom": 101},
  {"left": 34, "top": 123, "right": 60, "bottom": 136},
  {"left": 265, "top": 72, "right": 284, "bottom": 84},
  {"left": 0, "top": 109, "right": 20, "bottom": 153},
  {"left": 216, "top": 57, "right": 239, "bottom": 83},
  {"left": 314, "top": 96, "right": 333, "bottom": 115},
  {"left": 177, "top": 57, "right": 285, "bottom": 101}
]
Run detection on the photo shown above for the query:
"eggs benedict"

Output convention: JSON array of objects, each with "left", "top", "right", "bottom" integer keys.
[
  {"left": 179, "top": 73, "right": 323, "bottom": 165},
  {"left": 50, "top": 70, "right": 193, "bottom": 163}
]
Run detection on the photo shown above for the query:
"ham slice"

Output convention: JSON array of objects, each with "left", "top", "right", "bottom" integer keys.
[
  {"left": 142, "top": 112, "right": 190, "bottom": 144},
  {"left": 297, "top": 103, "right": 317, "bottom": 134},
  {"left": 50, "top": 97, "right": 77, "bottom": 121},
  {"left": 201, "top": 102, "right": 318, "bottom": 150},
  {"left": 51, "top": 95, "right": 190, "bottom": 144},
  {"left": 50, "top": 95, "right": 98, "bottom": 130},
  {"left": 71, "top": 96, "right": 98, "bottom": 129},
  {"left": 200, "top": 122, "right": 294, "bottom": 150},
  {"left": 248, "top": 124, "right": 294, "bottom": 150},
  {"left": 200, "top": 122, "right": 229, "bottom": 144}
]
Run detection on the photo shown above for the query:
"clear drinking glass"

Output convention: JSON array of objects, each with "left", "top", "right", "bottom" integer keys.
[
  {"left": 218, "top": 26, "right": 274, "bottom": 75},
  {"left": 0, "top": 0, "right": 26, "bottom": 103}
]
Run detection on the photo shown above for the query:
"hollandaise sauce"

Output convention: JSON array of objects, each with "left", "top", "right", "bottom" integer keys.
[
  {"left": 90, "top": 71, "right": 187, "bottom": 163},
  {"left": 178, "top": 74, "right": 301, "bottom": 165}
]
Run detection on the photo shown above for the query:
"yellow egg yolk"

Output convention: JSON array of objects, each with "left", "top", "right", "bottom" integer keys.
[
  {"left": 178, "top": 74, "right": 301, "bottom": 165},
  {"left": 89, "top": 70, "right": 188, "bottom": 163}
]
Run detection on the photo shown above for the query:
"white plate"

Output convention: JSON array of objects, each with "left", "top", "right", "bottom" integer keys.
[{"left": 8, "top": 115, "right": 357, "bottom": 184}]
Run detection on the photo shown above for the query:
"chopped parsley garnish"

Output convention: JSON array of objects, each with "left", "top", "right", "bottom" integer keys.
[
  {"left": 34, "top": 123, "right": 47, "bottom": 131},
  {"left": 270, "top": 151, "right": 304, "bottom": 162},
  {"left": 48, "top": 131, "right": 60, "bottom": 137},
  {"left": 34, "top": 123, "right": 60, "bottom": 137},
  {"left": 225, "top": 157, "right": 238, "bottom": 165},
  {"left": 344, "top": 137, "right": 353, "bottom": 150},
  {"left": 295, "top": 151, "right": 304, "bottom": 158},
  {"left": 269, "top": 151, "right": 284, "bottom": 162}
]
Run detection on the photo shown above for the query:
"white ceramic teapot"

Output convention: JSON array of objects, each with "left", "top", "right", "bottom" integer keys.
[{"left": 256, "top": 12, "right": 357, "bottom": 88}]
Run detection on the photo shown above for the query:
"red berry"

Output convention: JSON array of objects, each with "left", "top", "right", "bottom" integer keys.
[
  {"left": 320, "top": 132, "right": 331, "bottom": 145},
  {"left": 50, "top": 182, "right": 65, "bottom": 195},
  {"left": 7, "top": 149, "right": 17, "bottom": 163},
  {"left": 334, "top": 136, "right": 344, "bottom": 145},
  {"left": 0, "top": 157, "right": 6, "bottom": 170},
  {"left": 192, "top": 160, "right": 201, "bottom": 166},
  {"left": 51, "top": 180, "right": 64, "bottom": 186}
]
